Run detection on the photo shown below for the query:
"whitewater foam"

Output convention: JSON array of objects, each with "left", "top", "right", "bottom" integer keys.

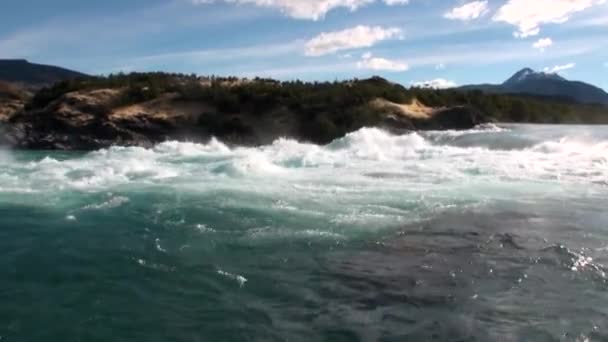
[
  {"left": 194, "top": 224, "right": 216, "bottom": 233},
  {"left": 2, "top": 124, "right": 608, "bottom": 341},
  {"left": 155, "top": 238, "right": 167, "bottom": 253},
  {"left": 7, "top": 125, "right": 607, "bottom": 192},
  {"left": 1, "top": 125, "right": 606, "bottom": 235},
  {"left": 217, "top": 269, "right": 248, "bottom": 287},
  {"left": 82, "top": 196, "right": 130, "bottom": 210}
]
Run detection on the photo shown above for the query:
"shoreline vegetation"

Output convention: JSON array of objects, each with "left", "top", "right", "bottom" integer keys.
[{"left": 1, "top": 73, "right": 607, "bottom": 150}]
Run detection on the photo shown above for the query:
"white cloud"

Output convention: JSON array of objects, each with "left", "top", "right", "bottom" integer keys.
[
  {"left": 533, "top": 37, "right": 553, "bottom": 51},
  {"left": 357, "top": 52, "right": 409, "bottom": 71},
  {"left": 435, "top": 63, "right": 446, "bottom": 70},
  {"left": 191, "top": 0, "right": 408, "bottom": 20},
  {"left": 383, "top": 0, "right": 410, "bottom": 4},
  {"left": 305, "top": 25, "right": 403, "bottom": 56},
  {"left": 543, "top": 62, "right": 576, "bottom": 73},
  {"left": 189, "top": 36, "right": 600, "bottom": 79},
  {"left": 493, "top": 0, "right": 604, "bottom": 38},
  {"left": 444, "top": 1, "right": 489, "bottom": 21},
  {"left": 411, "top": 78, "right": 457, "bottom": 89}
]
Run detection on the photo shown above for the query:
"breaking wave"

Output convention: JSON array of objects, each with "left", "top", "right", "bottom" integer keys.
[
  {"left": 1, "top": 124, "right": 606, "bottom": 193},
  {"left": 0, "top": 123, "right": 605, "bottom": 241}
]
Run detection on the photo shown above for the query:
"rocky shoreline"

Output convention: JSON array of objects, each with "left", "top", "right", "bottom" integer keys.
[{"left": 0, "top": 76, "right": 490, "bottom": 150}]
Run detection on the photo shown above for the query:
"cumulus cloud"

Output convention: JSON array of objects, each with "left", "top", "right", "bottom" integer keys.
[
  {"left": 533, "top": 37, "right": 553, "bottom": 51},
  {"left": 444, "top": 1, "right": 489, "bottom": 21},
  {"left": 411, "top": 78, "right": 457, "bottom": 89},
  {"left": 357, "top": 52, "right": 409, "bottom": 71},
  {"left": 493, "top": 0, "right": 604, "bottom": 38},
  {"left": 305, "top": 25, "right": 403, "bottom": 56},
  {"left": 543, "top": 62, "right": 576, "bottom": 73},
  {"left": 191, "top": 0, "right": 408, "bottom": 20}
]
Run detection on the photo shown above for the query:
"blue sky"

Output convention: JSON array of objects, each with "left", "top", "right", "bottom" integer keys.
[{"left": 0, "top": 0, "right": 607, "bottom": 89}]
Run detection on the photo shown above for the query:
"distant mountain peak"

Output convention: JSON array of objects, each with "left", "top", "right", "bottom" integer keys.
[
  {"left": 503, "top": 67, "right": 565, "bottom": 86},
  {"left": 459, "top": 67, "right": 608, "bottom": 106},
  {"left": 515, "top": 67, "right": 534, "bottom": 76}
]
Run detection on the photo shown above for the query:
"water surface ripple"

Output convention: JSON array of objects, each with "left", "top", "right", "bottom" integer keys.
[{"left": 1, "top": 124, "right": 607, "bottom": 341}]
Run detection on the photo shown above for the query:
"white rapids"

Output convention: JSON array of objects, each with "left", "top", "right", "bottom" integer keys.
[{"left": 0, "top": 124, "right": 606, "bottom": 235}]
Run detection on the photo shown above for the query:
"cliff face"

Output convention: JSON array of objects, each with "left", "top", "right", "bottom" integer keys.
[
  {"left": 5, "top": 89, "right": 174, "bottom": 150},
  {"left": 3, "top": 87, "right": 488, "bottom": 150}
]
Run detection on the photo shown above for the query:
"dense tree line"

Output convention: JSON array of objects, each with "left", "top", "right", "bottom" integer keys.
[
  {"left": 409, "top": 88, "right": 608, "bottom": 124},
  {"left": 24, "top": 72, "right": 608, "bottom": 125}
]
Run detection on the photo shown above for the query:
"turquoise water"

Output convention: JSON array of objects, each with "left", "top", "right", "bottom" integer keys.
[{"left": 1, "top": 124, "right": 607, "bottom": 341}]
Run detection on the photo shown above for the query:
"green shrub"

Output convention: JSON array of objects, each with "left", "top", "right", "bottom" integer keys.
[{"left": 21, "top": 72, "right": 608, "bottom": 124}]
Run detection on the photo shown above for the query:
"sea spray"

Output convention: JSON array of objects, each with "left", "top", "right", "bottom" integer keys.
[
  {"left": 0, "top": 148, "right": 12, "bottom": 164},
  {"left": 0, "top": 124, "right": 13, "bottom": 163}
]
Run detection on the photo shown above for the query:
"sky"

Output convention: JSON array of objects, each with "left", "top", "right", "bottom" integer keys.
[{"left": 0, "top": 0, "right": 607, "bottom": 89}]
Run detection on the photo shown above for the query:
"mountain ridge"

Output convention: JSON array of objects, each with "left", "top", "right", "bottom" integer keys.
[
  {"left": 502, "top": 68, "right": 566, "bottom": 86},
  {"left": 459, "top": 68, "right": 608, "bottom": 106},
  {"left": 0, "top": 59, "right": 87, "bottom": 89}
]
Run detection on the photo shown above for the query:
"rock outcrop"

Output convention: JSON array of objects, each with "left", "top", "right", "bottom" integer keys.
[
  {"left": 3, "top": 85, "right": 491, "bottom": 150},
  {"left": 0, "top": 80, "right": 27, "bottom": 117},
  {"left": 0, "top": 100, "right": 23, "bottom": 123}
]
